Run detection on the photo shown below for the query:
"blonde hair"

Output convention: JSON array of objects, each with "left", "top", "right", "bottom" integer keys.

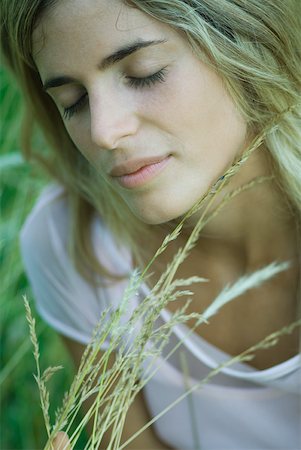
[{"left": 1, "top": 0, "right": 301, "bottom": 278}]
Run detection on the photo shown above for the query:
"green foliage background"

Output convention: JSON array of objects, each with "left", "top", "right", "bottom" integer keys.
[{"left": 0, "top": 66, "right": 86, "bottom": 449}]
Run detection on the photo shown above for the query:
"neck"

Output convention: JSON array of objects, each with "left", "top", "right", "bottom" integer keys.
[{"left": 161, "top": 148, "right": 299, "bottom": 270}]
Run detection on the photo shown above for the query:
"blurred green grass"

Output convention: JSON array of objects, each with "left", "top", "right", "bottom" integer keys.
[{"left": 0, "top": 66, "right": 86, "bottom": 449}]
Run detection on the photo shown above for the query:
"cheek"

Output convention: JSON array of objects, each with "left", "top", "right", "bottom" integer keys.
[
  {"left": 64, "top": 119, "right": 94, "bottom": 160},
  {"left": 144, "top": 61, "right": 246, "bottom": 151},
  {"left": 178, "top": 78, "right": 247, "bottom": 162},
  {"left": 64, "top": 119, "right": 111, "bottom": 175}
]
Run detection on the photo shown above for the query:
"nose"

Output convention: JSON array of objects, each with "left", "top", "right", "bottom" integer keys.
[{"left": 89, "top": 90, "right": 139, "bottom": 150}]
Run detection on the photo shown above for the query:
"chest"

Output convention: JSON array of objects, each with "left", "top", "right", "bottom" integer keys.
[{"left": 145, "top": 243, "right": 300, "bottom": 370}]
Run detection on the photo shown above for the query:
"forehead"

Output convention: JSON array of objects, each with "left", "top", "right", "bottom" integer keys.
[{"left": 32, "top": 0, "right": 171, "bottom": 78}]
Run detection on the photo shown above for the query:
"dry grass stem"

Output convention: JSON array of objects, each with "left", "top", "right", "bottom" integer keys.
[
  {"left": 120, "top": 318, "right": 301, "bottom": 449},
  {"left": 24, "top": 296, "right": 52, "bottom": 438},
  {"left": 23, "top": 108, "right": 300, "bottom": 449},
  {"left": 201, "top": 261, "right": 291, "bottom": 321},
  {"left": 179, "top": 351, "right": 201, "bottom": 450}
]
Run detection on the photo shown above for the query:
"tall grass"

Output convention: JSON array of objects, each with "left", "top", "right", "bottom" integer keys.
[
  {"left": 23, "top": 211, "right": 300, "bottom": 449},
  {"left": 23, "top": 110, "right": 300, "bottom": 448},
  {"left": 1, "top": 65, "right": 299, "bottom": 450},
  {"left": 0, "top": 66, "right": 88, "bottom": 450}
]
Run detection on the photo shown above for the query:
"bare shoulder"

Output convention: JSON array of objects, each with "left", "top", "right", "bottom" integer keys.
[{"left": 61, "top": 335, "right": 172, "bottom": 449}]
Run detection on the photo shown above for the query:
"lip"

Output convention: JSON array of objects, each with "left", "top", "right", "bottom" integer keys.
[
  {"left": 110, "top": 155, "right": 169, "bottom": 177},
  {"left": 110, "top": 155, "right": 171, "bottom": 189}
]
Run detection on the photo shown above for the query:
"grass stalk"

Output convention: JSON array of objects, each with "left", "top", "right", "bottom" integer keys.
[
  {"left": 120, "top": 318, "right": 301, "bottom": 449},
  {"left": 179, "top": 351, "right": 201, "bottom": 450},
  {"left": 21, "top": 104, "right": 299, "bottom": 449}
]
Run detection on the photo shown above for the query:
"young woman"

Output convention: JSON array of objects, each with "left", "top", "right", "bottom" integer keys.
[{"left": 2, "top": 0, "right": 300, "bottom": 448}]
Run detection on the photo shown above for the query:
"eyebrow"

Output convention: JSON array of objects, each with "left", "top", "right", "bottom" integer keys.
[{"left": 42, "top": 38, "right": 167, "bottom": 91}]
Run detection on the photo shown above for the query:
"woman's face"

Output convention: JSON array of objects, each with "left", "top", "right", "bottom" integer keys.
[{"left": 33, "top": 0, "right": 248, "bottom": 224}]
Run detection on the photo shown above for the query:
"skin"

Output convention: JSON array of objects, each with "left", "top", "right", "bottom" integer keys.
[
  {"left": 33, "top": 0, "right": 249, "bottom": 225},
  {"left": 33, "top": 0, "right": 299, "bottom": 366},
  {"left": 32, "top": 0, "right": 299, "bottom": 447}
]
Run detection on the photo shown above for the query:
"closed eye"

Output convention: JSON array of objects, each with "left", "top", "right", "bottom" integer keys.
[
  {"left": 62, "top": 67, "right": 168, "bottom": 120},
  {"left": 63, "top": 93, "right": 88, "bottom": 120},
  {"left": 126, "top": 67, "right": 168, "bottom": 89}
]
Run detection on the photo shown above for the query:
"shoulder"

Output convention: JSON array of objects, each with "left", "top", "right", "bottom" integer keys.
[
  {"left": 20, "top": 183, "right": 132, "bottom": 279},
  {"left": 19, "top": 184, "right": 132, "bottom": 344},
  {"left": 20, "top": 183, "right": 69, "bottom": 257}
]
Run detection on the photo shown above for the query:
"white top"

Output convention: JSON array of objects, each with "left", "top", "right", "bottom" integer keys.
[{"left": 20, "top": 185, "right": 301, "bottom": 450}]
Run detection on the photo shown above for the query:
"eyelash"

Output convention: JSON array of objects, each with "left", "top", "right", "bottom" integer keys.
[
  {"left": 62, "top": 68, "right": 168, "bottom": 120},
  {"left": 126, "top": 67, "right": 167, "bottom": 89},
  {"left": 63, "top": 94, "right": 87, "bottom": 120}
]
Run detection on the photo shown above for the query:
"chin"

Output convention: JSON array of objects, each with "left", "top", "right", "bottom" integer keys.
[
  {"left": 121, "top": 183, "right": 209, "bottom": 226},
  {"left": 133, "top": 210, "right": 174, "bottom": 225},
  {"left": 126, "top": 202, "right": 189, "bottom": 226}
]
